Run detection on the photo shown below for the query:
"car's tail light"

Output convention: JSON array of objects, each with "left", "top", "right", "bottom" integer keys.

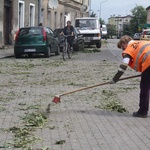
[
  {"left": 15, "top": 29, "right": 20, "bottom": 42},
  {"left": 143, "top": 31, "right": 146, "bottom": 38},
  {"left": 42, "top": 28, "right": 47, "bottom": 41}
]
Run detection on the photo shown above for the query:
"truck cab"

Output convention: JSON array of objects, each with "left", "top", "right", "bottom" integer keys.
[{"left": 75, "top": 17, "right": 101, "bottom": 48}]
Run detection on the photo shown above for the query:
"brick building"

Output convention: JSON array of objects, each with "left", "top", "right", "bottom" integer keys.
[
  {"left": 0, "top": 0, "right": 39, "bottom": 46},
  {"left": 0, "top": 0, "right": 89, "bottom": 47},
  {"left": 146, "top": 6, "right": 150, "bottom": 24}
]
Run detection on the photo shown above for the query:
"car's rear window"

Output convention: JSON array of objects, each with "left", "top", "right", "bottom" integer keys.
[
  {"left": 19, "top": 28, "right": 42, "bottom": 36},
  {"left": 54, "top": 29, "right": 63, "bottom": 36}
]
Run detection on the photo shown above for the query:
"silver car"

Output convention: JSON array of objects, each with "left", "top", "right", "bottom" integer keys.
[{"left": 133, "top": 33, "right": 141, "bottom": 40}]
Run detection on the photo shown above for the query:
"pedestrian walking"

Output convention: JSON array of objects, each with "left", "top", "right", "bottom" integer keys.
[{"left": 110, "top": 35, "right": 150, "bottom": 118}]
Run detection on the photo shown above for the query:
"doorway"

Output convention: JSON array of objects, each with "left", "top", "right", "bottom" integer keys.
[{"left": 4, "top": 0, "right": 12, "bottom": 45}]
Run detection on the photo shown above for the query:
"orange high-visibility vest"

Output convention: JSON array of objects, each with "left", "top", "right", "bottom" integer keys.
[{"left": 122, "top": 41, "right": 150, "bottom": 72}]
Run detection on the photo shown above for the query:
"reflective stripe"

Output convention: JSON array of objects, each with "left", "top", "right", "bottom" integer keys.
[
  {"left": 142, "top": 51, "right": 150, "bottom": 63},
  {"left": 134, "top": 43, "right": 150, "bottom": 70}
]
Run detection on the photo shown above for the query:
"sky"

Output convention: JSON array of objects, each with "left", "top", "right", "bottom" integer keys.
[{"left": 90, "top": 0, "right": 150, "bottom": 23}]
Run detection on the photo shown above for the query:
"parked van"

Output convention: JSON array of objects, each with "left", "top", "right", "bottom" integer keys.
[
  {"left": 101, "top": 24, "right": 108, "bottom": 40},
  {"left": 75, "top": 17, "right": 101, "bottom": 48}
]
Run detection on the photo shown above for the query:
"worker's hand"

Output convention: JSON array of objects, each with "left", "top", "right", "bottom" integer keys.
[
  {"left": 109, "top": 79, "right": 116, "bottom": 84},
  {"left": 110, "top": 70, "right": 124, "bottom": 84}
]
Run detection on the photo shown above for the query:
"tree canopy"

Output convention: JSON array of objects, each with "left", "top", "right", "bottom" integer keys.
[
  {"left": 130, "top": 5, "right": 147, "bottom": 33},
  {"left": 90, "top": 11, "right": 96, "bottom": 17}
]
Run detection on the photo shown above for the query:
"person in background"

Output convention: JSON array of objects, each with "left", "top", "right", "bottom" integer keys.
[
  {"left": 38, "top": 23, "right": 42, "bottom": 26},
  {"left": 60, "top": 21, "right": 74, "bottom": 49},
  {"left": 110, "top": 35, "right": 150, "bottom": 118}
]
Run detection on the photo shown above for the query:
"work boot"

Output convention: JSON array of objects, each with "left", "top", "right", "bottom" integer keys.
[{"left": 132, "top": 111, "right": 148, "bottom": 118}]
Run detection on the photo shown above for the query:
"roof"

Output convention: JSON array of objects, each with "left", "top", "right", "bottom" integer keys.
[
  {"left": 75, "top": 17, "right": 98, "bottom": 20},
  {"left": 146, "top": 6, "right": 150, "bottom": 10}
]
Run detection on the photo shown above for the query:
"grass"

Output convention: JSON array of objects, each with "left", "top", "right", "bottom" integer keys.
[
  {"left": 95, "top": 90, "right": 128, "bottom": 113},
  {"left": 55, "top": 140, "right": 66, "bottom": 145},
  {"left": 9, "top": 126, "right": 38, "bottom": 148},
  {"left": 80, "top": 48, "right": 101, "bottom": 53},
  {"left": 22, "top": 111, "right": 48, "bottom": 127},
  {"left": 0, "top": 47, "right": 139, "bottom": 149},
  {"left": 3, "top": 109, "right": 49, "bottom": 148},
  {"left": 0, "top": 106, "right": 6, "bottom": 112}
]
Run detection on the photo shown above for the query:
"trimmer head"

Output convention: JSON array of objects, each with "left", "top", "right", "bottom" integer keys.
[{"left": 52, "top": 95, "right": 61, "bottom": 103}]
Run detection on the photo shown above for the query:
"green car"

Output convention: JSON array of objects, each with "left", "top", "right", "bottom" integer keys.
[{"left": 14, "top": 26, "right": 60, "bottom": 58}]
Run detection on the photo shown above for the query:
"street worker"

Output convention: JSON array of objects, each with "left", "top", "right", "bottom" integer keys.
[
  {"left": 60, "top": 20, "right": 74, "bottom": 49},
  {"left": 110, "top": 35, "right": 150, "bottom": 118}
]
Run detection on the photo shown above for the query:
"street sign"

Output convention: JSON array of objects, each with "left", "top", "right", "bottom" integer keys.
[{"left": 139, "top": 24, "right": 150, "bottom": 28}]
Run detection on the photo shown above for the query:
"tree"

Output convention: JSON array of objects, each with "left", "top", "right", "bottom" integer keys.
[
  {"left": 122, "top": 24, "right": 133, "bottom": 36},
  {"left": 99, "top": 18, "right": 105, "bottom": 25},
  {"left": 107, "top": 24, "right": 116, "bottom": 38},
  {"left": 90, "top": 11, "right": 96, "bottom": 17},
  {"left": 130, "top": 5, "right": 147, "bottom": 33}
]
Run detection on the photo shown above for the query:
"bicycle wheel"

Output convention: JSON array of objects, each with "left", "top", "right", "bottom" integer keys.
[
  {"left": 62, "top": 42, "right": 68, "bottom": 60},
  {"left": 68, "top": 46, "right": 73, "bottom": 59}
]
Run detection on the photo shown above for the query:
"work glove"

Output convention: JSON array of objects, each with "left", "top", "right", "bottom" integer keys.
[
  {"left": 109, "top": 79, "right": 116, "bottom": 84},
  {"left": 110, "top": 70, "right": 124, "bottom": 84}
]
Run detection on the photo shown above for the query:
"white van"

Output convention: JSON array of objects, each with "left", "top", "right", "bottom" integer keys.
[
  {"left": 101, "top": 24, "right": 108, "bottom": 40},
  {"left": 75, "top": 17, "right": 101, "bottom": 48}
]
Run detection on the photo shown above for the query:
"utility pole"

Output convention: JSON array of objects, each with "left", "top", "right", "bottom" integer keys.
[{"left": 99, "top": 0, "right": 108, "bottom": 19}]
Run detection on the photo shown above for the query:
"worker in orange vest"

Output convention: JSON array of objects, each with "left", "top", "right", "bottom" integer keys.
[{"left": 110, "top": 35, "right": 150, "bottom": 118}]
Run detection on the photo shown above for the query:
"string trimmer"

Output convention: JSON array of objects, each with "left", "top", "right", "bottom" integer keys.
[{"left": 52, "top": 74, "right": 141, "bottom": 104}]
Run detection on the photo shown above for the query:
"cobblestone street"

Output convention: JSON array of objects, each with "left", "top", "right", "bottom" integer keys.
[{"left": 0, "top": 39, "right": 150, "bottom": 150}]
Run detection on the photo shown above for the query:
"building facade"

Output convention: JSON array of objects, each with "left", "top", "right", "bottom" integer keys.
[
  {"left": 0, "top": 0, "right": 39, "bottom": 46},
  {"left": 108, "top": 15, "right": 132, "bottom": 37},
  {"left": 0, "top": 0, "right": 89, "bottom": 47},
  {"left": 146, "top": 6, "right": 150, "bottom": 24},
  {"left": 41, "top": 0, "right": 89, "bottom": 30}
]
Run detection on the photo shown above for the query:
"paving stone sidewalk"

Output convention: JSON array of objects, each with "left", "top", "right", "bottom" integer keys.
[
  {"left": 0, "top": 45, "right": 14, "bottom": 59},
  {"left": 0, "top": 40, "right": 150, "bottom": 150}
]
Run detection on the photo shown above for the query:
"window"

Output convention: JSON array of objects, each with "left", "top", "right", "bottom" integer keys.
[
  {"left": 29, "top": 3, "right": 35, "bottom": 26},
  {"left": 60, "top": 13, "right": 63, "bottom": 28},
  {"left": 48, "top": 11, "right": 51, "bottom": 27},
  {"left": 49, "top": 28, "right": 54, "bottom": 36},
  {"left": 41, "top": 9, "right": 44, "bottom": 24},
  {"left": 73, "top": 0, "right": 82, "bottom": 2},
  {"left": 54, "top": 12, "right": 57, "bottom": 28},
  {"left": 18, "top": 0, "right": 25, "bottom": 28},
  {"left": 45, "top": 28, "right": 50, "bottom": 34}
]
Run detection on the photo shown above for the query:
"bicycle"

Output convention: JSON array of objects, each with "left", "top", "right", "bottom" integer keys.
[{"left": 62, "top": 35, "right": 74, "bottom": 60}]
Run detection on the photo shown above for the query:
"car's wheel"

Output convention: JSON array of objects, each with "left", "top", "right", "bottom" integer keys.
[
  {"left": 73, "top": 44, "right": 78, "bottom": 51},
  {"left": 15, "top": 53, "right": 21, "bottom": 58},
  {"left": 55, "top": 46, "right": 60, "bottom": 55},
  {"left": 45, "top": 47, "right": 50, "bottom": 58},
  {"left": 96, "top": 42, "right": 101, "bottom": 48},
  {"left": 81, "top": 41, "right": 84, "bottom": 50}
]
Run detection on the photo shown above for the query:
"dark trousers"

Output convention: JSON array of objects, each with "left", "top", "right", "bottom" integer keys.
[
  {"left": 67, "top": 36, "right": 74, "bottom": 48},
  {"left": 139, "top": 66, "right": 150, "bottom": 114}
]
